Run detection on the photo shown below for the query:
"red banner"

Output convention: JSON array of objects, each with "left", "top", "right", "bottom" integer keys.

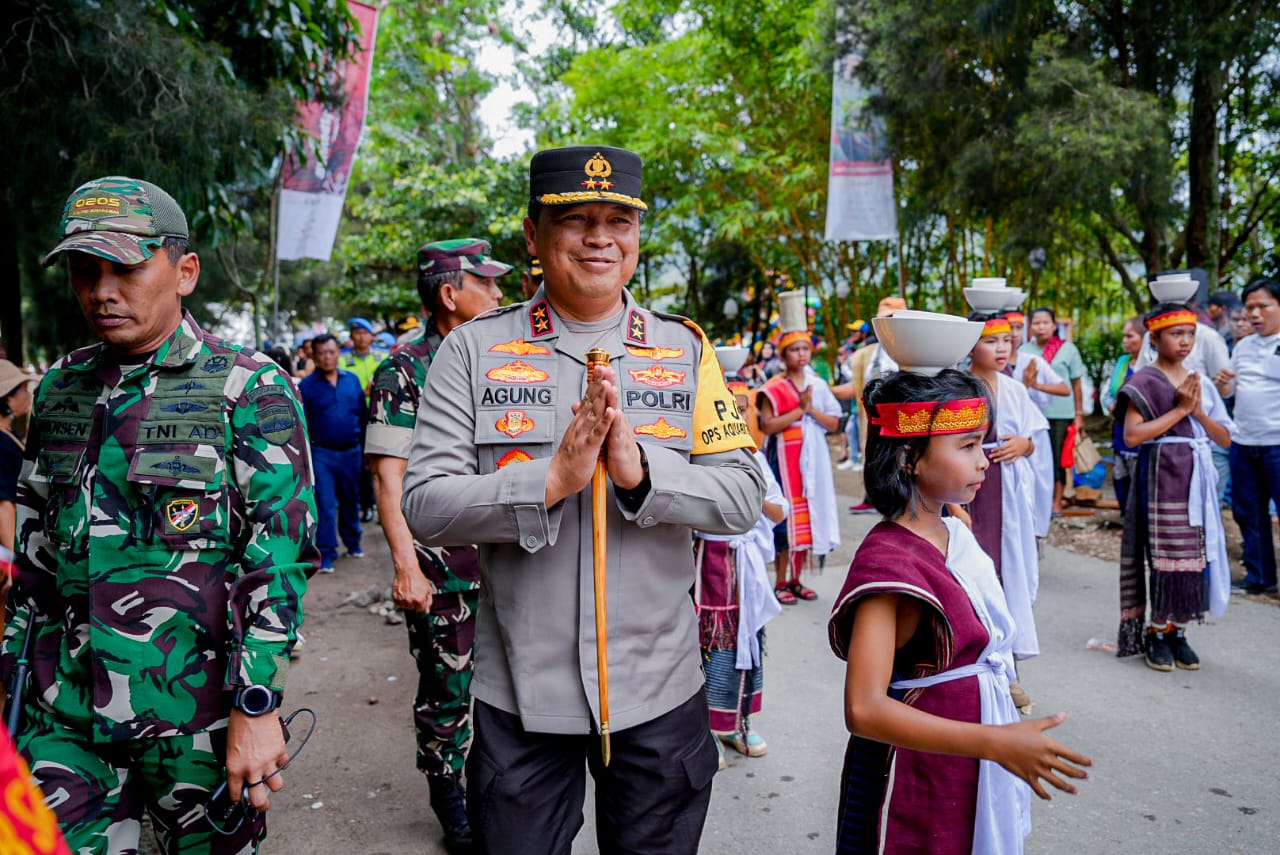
[{"left": 277, "top": 0, "right": 379, "bottom": 261}]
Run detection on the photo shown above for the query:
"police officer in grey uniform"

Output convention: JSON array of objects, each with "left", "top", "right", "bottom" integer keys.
[{"left": 401, "top": 145, "right": 765, "bottom": 854}]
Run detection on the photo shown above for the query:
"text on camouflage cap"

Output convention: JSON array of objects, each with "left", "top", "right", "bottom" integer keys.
[{"left": 43, "top": 176, "right": 189, "bottom": 267}]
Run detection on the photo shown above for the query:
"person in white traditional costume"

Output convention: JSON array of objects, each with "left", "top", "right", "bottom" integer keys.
[
  {"left": 756, "top": 292, "right": 841, "bottom": 604},
  {"left": 957, "top": 309, "right": 1051, "bottom": 714}
]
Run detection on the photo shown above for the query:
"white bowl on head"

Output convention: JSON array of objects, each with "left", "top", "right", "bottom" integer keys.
[
  {"left": 1001, "top": 288, "right": 1027, "bottom": 310},
  {"left": 714, "top": 345, "right": 749, "bottom": 373},
  {"left": 873, "top": 311, "right": 985, "bottom": 375},
  {"left": 1148, "top": 276, "right": 1197, "bottom": 304},
  {"left": 964, "top": 287, "right": 1017, "bottom": 311},
  {"left": 970, "top": 277, "right": 1008, "bottom": 290}
]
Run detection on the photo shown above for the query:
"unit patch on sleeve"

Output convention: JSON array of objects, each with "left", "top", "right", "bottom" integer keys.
[{"left": 686, "top": 324, "right": 755, "bottom": 455}]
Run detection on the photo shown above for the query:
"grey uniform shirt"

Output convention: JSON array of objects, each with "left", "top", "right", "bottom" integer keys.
[{"left": 401, "top": 287, "right": 765, "bottom": 734}]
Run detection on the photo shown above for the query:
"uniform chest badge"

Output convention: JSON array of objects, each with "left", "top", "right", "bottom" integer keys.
[
  {"left": 628, "top": 366, "right": 686, "bottom": 388},
  {"left": 166, "top": 498, "right": 199, "bottom": 532},
  {"left": 485, "top": 361, "right": 550, "bottom": 384},
  {"left": 489, "top": 339, "right": 552, "bottom": 356},
  {"left": 634, "top": 417, "right": 688, "bottom": 440},
  {"left": 626, "top": 345, "right": 685, "bottom": 361},
  {"left": 497, "top": 449, "right": 532, "bottom": 468},
  {"left": 496, "top": 410, "right": 535, "bottom": 438}
]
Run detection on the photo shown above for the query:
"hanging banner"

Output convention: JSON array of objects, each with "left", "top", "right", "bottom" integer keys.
[
  {"left": 277, "top": 0, "right": 379, "bottom": 261},
  {"left": 824, "top": 53, "right": 898, "bottom": 242}
]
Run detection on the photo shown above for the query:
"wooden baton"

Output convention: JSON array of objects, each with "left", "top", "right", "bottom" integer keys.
[{"left": 585, "top": 347, "right": 612, "bottom": 767}]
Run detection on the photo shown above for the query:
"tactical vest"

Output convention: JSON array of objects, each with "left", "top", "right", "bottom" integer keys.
[{"left": 36, "top": 348, "right": 238, "bottom": 553}]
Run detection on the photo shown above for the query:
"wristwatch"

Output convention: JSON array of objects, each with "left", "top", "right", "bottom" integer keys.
[{"left": 232, "top": 685, "right": 283, "bottom": 717}]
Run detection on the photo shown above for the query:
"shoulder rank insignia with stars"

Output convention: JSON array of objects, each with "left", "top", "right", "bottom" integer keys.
[
  {"left": 529, "top": 301, "right": 555, "bottom": 338},
  {"left": 626, "top": 310, "right": 647, "bottom": 344}
]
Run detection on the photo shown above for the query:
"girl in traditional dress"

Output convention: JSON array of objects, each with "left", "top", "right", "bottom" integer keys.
[
  {"left": 757, "top": 333, "right": 841, "bottom": 604},
  {"left": 958, "top": 313, "right": 1050, "bottom": 712},
  {"left": 695, "top": 381, "right": 787, "bottom": 763},
  {"left": 829, "top": 369, "right": 1090, "bottom": 854},
  {"left": 1116, "top": 304, "right": 1233, "bottom": 670}
]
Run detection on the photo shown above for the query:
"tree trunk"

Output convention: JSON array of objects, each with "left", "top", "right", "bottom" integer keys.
[
  {"left": 0, "top": 224, "right": 23, "bottom": 364},
  {"left": 1185, "top": 54, "right": 1223, "bottom": 288}
]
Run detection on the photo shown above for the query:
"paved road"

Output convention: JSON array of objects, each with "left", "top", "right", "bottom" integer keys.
[{"left": 270, "top": 495, "right": 1278, "bottom": 854}]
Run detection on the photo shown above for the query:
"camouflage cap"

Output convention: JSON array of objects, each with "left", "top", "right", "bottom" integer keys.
[
  {"left": 417, "top": 238, "right": 512, "bottom": 277},
  {"left": 42, "top": 176, "right": 189, "bottom": 267}
]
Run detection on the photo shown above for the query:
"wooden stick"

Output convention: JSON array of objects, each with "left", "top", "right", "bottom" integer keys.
[{"left": 586, "top": 347, "right": 612, "bottom": 766}]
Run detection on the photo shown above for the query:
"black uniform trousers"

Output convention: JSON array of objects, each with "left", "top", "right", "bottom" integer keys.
[{"left": 467, "top": 689, "right": 718, "bottom": 855}]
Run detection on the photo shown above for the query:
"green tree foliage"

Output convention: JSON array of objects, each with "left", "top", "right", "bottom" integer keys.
[
  {"left": 331, "top": 0, "right": 531, "bottom": 322},
  {"left": 1, "top": 0, "right": 356, "bottom": 363},
  {"left": 858, "top": 0, "right": 1280, "bottom": 315}
]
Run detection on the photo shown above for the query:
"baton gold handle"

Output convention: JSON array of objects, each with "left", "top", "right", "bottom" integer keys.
[{"left": 586, "top": 347, "right": 612, "bottom": 766}]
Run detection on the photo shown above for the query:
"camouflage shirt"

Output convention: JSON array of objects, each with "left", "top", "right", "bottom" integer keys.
[
  {"left": 1, "top": 312, "right": 317, "bottom": 742},
  {"left": 366, "top": 325, "right": 478, "bottom": 594}
]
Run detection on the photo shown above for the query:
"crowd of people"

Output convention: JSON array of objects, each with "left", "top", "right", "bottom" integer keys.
[{"left": 0, "top": 146, "right": 1274, "bottom": 855}]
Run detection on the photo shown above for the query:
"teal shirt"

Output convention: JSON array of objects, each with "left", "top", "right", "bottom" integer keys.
[{"left": 1019, "top": 340, "right": 1085, "bottom": 420}]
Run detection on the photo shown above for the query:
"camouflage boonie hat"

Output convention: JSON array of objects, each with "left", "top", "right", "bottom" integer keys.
[
  {"left": 417, "top": 238, "right": 513, "bottom": 278},
  {"left": 43, "top": 176, "right": 189, "bottom": 267}
]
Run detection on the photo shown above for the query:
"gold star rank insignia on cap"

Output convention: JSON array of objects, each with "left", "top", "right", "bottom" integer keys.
[
  {"left": 529, "top": 301, "right": 554, "bottom": 337},
  {"left": 582, "top": 152, "right": 615, "bottom": 191},
  {"left": 627, "top": 310, "right": 647, "bottom": 344}
]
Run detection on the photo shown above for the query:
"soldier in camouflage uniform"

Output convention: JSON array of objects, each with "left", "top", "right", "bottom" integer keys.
[
  {"left": 365, "top": 238, "right": 510, "bottom": 854},
  {"left": 0, "top": 177, "right": 317, "bottom": 854}
]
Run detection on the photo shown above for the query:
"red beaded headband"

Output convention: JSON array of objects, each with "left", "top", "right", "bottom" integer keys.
[
  {"left": 981, "top": 318, "right": 1012, "bottom": 336},
  {"left": 871, "top": 398, "right": 990, "bottom": 438},
  {"left": 777, "top": 330, "right": 810, "bottom": 351},
  {"left": 1145, "top": 309, "right": 1197, "bottom": 332}
]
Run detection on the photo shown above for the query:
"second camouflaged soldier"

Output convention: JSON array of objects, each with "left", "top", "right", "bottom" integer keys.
[
  {"left": 366, "top": 239, "right": 510, "bottom": 854},
  {"left": 1, "top": 177, "right": 317, "bottom": 853}
]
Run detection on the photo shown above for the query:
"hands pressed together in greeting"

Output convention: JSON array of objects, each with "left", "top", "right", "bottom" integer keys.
[{"left": 545, "top": 363, "right": 644, "bottom": 507}]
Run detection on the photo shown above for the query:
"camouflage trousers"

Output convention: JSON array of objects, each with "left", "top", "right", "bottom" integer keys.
[
  {"left": 17, "top": 711, "right": 261, "bottom": 854},
  {"left": 406, "top": 588, "right": 478, "bottom": 778}
]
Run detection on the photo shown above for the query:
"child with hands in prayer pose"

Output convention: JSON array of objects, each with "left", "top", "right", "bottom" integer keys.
[
  {"left": 1115, "top": 303, "right": 1233, "bottom": 670},
  {"left": 829, "top": 369, "right": 1090, "bottom": 855}
]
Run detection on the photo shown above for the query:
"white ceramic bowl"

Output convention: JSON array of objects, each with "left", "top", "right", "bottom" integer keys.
[
  {"left": 964, "top": 287, "right": 1016, "bottom": 311},
  {"left": 873, "top": 312, "right": 985, "bottom": 375},
  {"left": 970, "top": 277, "right": 1007, "bottom": 290},
  {"left": 714, "top": 345, "right": 749, "bottom": 373},
  {"left": 1001, "top": 288, "right": 1027, "bottom": 310},
  {"left": 1148, "top": 276, "right": 1198, "bottom": 304}
]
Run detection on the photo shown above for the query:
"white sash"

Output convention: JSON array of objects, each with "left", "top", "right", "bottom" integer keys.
[
  {"left": 1146, "top": 434, "right": 1230, "bottom": 617},
  {"left": 889, "top": 518, "right": 1030, "bottom": 855},
  {"left": 697, "top": 525, "right": 783, "bottom": 669}
]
